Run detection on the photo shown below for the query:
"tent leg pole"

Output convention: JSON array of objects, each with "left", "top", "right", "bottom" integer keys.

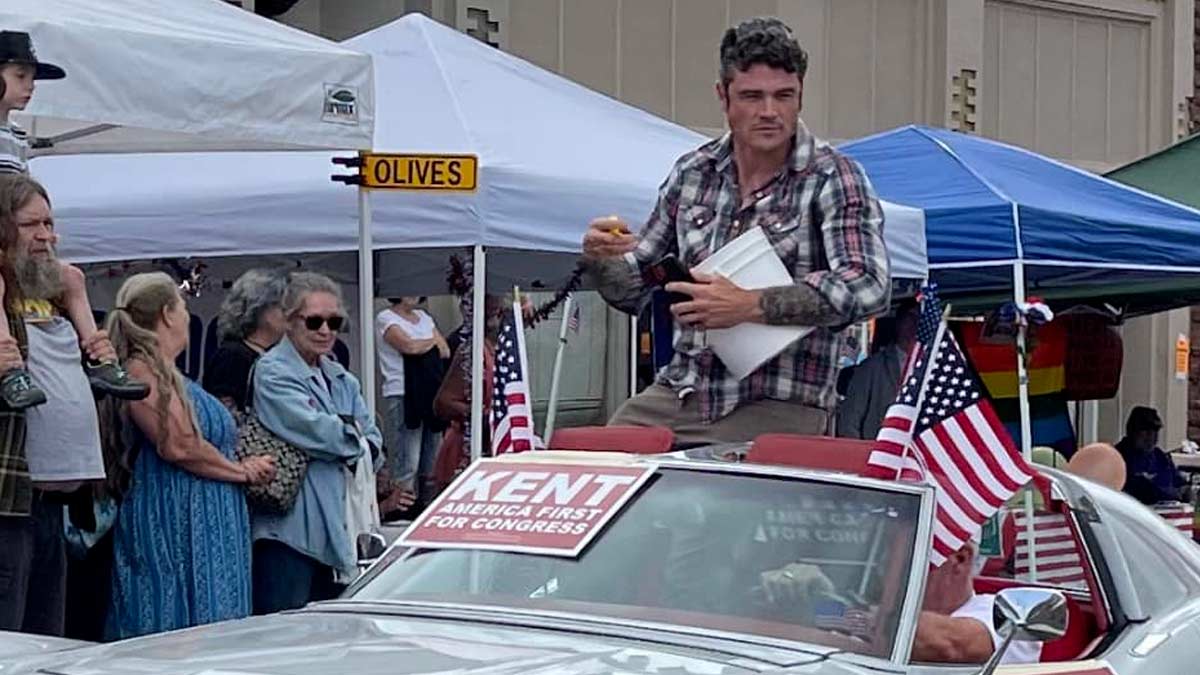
[
  {"left": 629, "top": 315, "right": 638, "bottom": 398},
  {"left": 470, "top": 245, "right": 487, "bottom": 462},
  {"left": 357, "top": 187, "right": 375, "bottom": 415},
  {"left": 1087, "top": 400, "right": 1099, "bottom": 444},
  {"left": 544, "top": 294, "right": 572, "bottom": 444},
  {"left": 1014, "top": 261, "right": 1038, "bottom": 582}
]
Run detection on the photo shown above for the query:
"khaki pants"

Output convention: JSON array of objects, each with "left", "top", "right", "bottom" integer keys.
[{"left": 609, "top": 384, "right": 830, "bottom": 446}]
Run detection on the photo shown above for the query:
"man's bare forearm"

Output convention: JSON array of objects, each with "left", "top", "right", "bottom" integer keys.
[
  {"left": 758, "top": 284, "right": 841, "bottom": 326},
  {"left": 584, "top": 257, "right": 648, "bottom": 315}
]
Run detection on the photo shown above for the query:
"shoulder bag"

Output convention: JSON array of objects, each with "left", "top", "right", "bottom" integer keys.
[{"left": 235, "top": 362, "right": 309, "bottom": 514}]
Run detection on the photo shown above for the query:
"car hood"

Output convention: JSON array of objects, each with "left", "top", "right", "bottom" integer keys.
[
  {"left": 5, "top": 605, "right": 896, "bottom": 675},
  {"left": 0, "top": 632, "right": 90, "bottom": 660}
]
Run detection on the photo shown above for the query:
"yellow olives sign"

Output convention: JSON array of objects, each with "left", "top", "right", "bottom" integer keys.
[{"left": 360, "top": 153, "right": 478, "bottom": 192}]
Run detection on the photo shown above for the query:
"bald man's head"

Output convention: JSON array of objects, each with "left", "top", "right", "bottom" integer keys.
[{"left": 1067, "top": 443, "right": 1126, "bottom": 491}]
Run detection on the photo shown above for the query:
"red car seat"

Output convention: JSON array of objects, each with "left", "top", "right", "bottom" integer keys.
[
  {"left": 547, "top": 425, "right": 674, "bottom": 455},
  {"left": 747, "top": 434, "right": 874, "bottom": 473}
]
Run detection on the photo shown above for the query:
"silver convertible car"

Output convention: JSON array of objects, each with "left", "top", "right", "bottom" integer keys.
[{"left": 0, "top": 433, "right": 1196, "bottom": 675}]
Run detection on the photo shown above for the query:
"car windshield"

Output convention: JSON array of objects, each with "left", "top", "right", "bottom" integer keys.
[{"left": 350, "top": 466, "right": 924, "bottom": 659}]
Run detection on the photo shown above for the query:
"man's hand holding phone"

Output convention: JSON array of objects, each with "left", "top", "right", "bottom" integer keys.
[
  {"left": 667, "top": 269, "right": 764, "bottom": 330},
  {"left": 641, "top": 256, "right": 758, "bottom": 329},
  {"left": 641, "top": 255, "right": 694, "bottom": 305}
]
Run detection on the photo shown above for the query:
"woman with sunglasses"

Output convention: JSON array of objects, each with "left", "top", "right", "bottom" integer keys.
[{"left": 248, "top": 272, "right": 383, "bottom": 614}]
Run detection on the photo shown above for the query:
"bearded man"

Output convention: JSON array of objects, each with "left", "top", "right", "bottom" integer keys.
[{"left": 0, "top": 173, "right": 118, "bottom": 636}]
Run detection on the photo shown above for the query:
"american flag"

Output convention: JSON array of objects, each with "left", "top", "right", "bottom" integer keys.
[
  {"left": 1009, "top": 510, "right": 1087, "bottom": 587},
  {"left": 863, "top": 286, "right": 1037, "bottom": 567},
  {"left": 491, "top": 301, "right": 537, "bottom": 455},
  {"left": 1153, "top": 502, "right": 1196, "bottom": 540},
  {"left": 567, "top": 299, "right": 581, "bottom": 334},
  {"left": 813, "top": 599, "right": 874, "bottom": 637}
]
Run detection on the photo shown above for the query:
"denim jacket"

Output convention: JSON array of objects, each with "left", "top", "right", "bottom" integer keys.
[{"left": 251, "top": 336, "right": 382, "bottom": 575}]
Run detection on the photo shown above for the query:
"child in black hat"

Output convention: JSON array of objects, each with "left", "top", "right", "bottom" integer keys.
[
  {"left": 0, "top": 31, "right": 147, "bottom": 408},
  {"left": 0, "top": 30, "right": 63, "bottom": 174}
]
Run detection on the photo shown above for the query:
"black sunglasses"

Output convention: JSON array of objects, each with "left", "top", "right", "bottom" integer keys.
[{"left": 301, "top": 314, "right": 345, "bottom": 332}]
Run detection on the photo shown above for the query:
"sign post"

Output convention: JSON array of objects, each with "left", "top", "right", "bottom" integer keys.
[
  {"left": 331, "top": 151, "right": 481, "bottom": 416},
  {"left": 357, "top": 187, "right": 375, "bottom": 413},
  {"left": 470, "top": 245, "right": 486, "bottom": 461}
]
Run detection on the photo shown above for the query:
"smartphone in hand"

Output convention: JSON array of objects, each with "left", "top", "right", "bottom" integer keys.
[{"left": 641, "top": 255, "right": 695, "bottom": 305}]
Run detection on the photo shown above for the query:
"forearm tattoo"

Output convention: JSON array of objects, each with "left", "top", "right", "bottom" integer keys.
[
  {"left": 759, "top": 285, "right": 837, "bottom": 326},
  {"left": 584, "top": 257, "right": 631, "bottom": 286},
  {"left": 584, "top": 257, "right": 644, "bottom": 310}
]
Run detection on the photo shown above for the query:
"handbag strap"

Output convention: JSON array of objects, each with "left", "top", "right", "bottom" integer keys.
[{"left": 243, "top": 358, "right": 260, "bottom": 415}]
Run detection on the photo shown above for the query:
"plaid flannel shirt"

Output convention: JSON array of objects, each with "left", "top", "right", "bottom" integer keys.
[
  {"left": 0, "top": 309, "right": 30, "bottom": 516},
  {"left": 597, "top": 121, "right": 890, "bottom": 422}
]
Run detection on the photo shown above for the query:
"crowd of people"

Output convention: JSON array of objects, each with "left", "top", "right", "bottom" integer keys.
[
  {"left": 0, "top": 43, "right": 515, "bottom": 640},
  {"left": 0, "top": 162, "right": 509, "bottom": 644},
  {"left": 0, "top": 167, "right": 487, "bottom": 641},
  {"left": 0, "top": 30, "right": 484, "bottom": 641},
  {"left": 0, "top": 170, "right": 370, "bottom": 639}
]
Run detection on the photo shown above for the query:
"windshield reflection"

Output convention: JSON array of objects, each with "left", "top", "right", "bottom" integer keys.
[{"left": 350, "top": 468, "right": 921, "bottom": 658}]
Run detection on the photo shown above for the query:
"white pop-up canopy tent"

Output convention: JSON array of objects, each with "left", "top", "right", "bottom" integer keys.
[
  {"left": 6, "top": 0, "right": 374, "bottom": 152},
  {"left": 34, "top": 13, "right": 927, "bottom": 455}
]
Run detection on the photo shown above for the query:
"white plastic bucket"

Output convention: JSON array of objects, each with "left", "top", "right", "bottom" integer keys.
[{"left": 695, "top": 227, "right": 812, "bottom": 380}]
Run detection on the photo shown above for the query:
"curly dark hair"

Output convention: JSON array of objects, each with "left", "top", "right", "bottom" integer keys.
[
  {"left": 719, "top": 17, "right": 808, "bottom": 87},
  {"left": 216, "top": 268, "right": 289, "bottom": 341}
]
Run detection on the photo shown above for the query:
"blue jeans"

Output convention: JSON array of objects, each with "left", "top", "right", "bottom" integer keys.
[
  {"left": 251, "top": 539, "right": 342, "bottom": 615},
  {"left": 0, "top": 493, "right": 66, "bottom": 635},
  {"left": 385, "top": 395, "right": 441, "bottom": 491}
]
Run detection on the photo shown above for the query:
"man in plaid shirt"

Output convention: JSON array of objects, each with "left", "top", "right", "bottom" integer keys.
[{"left": 584, "top": 17, "right": 890, "bottom": 445}]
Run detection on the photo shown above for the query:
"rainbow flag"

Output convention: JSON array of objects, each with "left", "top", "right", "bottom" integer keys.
[{"left": 957, "top": 321, "right": 1076, "bottom": 458}]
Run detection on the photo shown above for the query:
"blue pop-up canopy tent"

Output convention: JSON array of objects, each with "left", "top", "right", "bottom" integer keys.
[
  {"left": 841, "top": 125, "right": 1200, "bottom": 316},
  {"left": 842, "top": 125, "right": 1200, "bottom": 470}
]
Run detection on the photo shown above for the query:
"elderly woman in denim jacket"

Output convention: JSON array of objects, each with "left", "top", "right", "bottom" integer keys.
[{"left": 250, "top": 272, "right": 382, "bottom": 614}]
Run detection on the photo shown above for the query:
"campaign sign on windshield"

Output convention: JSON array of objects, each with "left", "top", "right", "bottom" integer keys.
[{"left": 398, "top": 460, "right": 656, "bottom": 557}]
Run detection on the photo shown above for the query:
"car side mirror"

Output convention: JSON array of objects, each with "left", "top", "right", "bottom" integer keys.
[
  {"left": 976, "top": 588, "right": 1068, "bottom": 675},
  {"left": 356, "top": 532, "right": 387, "bottom": 567}
]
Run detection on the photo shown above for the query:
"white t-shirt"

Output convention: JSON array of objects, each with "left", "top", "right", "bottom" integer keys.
[
  {"left": 375, "top": 308, "right": 436, "bottom": 397},
  {"left": 952, "top": 593, "right": 1043, "bottom": 665}
]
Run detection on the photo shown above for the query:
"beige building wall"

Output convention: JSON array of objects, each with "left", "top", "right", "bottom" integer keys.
[{"left": 268, "top": 0, "right": 1194, "bottom": 444}]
